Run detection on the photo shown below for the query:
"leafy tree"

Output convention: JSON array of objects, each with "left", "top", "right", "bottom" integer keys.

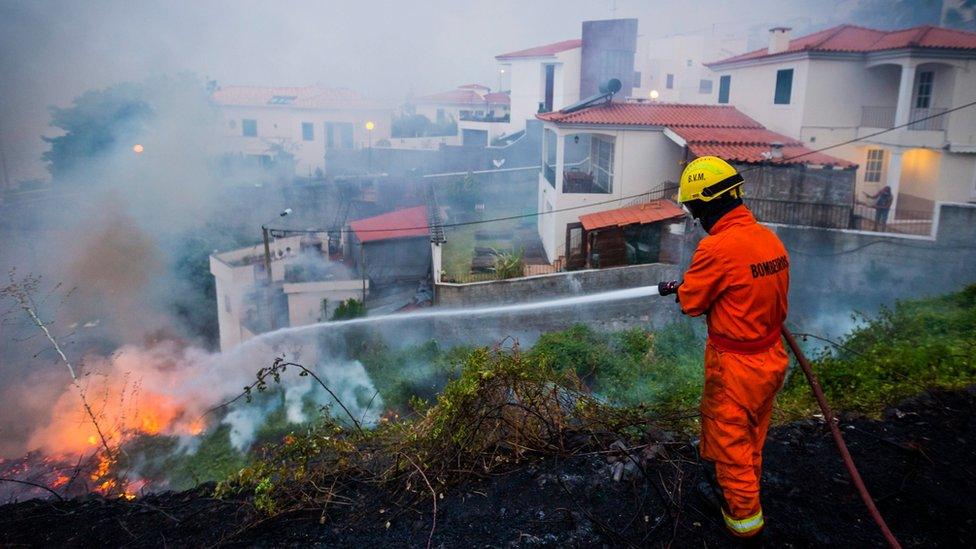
[
  {"left": 331, "top": 298, "right": 366, "bottom": 321},
  {"left": 945, "top": 0, "right": 976, "bottom": 30},
  {"left": 391, "top": 114, "right": 432, "bottom": 138},
  {"left": 843, "top": 0, "right": 942, "bottom": 30},
  {"left": 42, "top": 74, "right": 212, "bottom": 181},
  {"left": 42, "top": 82, "right": 153, "bottom": 180}
]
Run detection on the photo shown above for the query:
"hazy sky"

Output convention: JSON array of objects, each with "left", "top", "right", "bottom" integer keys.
[{"left": 1, "top": 0, "right": 856, "bottom": 181}]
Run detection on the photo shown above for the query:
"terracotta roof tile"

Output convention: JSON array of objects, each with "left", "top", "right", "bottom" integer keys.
[
  {"left": 579, "top": 199, "right": 685, "bottom": 231},
  {"left": 671, "top": 127, "right": 855, "bottom": 167},
  {"left": 484, "top": 92, "right": 511, "bottom": 105},
  {"left": 537, "top": 103, "right": 763, "bottom": 128},
  {"left": 496, "top": 39, "right": 582, "bottom": 60},
  {"left": 709, "top": 24, "right": 976, "bottom": 66},
  {"left": 349, "top": 206, "right": 429, "bottom": 243}
]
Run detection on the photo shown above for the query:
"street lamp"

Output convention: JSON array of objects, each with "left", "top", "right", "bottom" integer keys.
[
  {"left": 365, "top": 121, "right": 375, "bottom": 171},
  {"left": 649, "top": 89, "right": 660, "bottom": 100}
]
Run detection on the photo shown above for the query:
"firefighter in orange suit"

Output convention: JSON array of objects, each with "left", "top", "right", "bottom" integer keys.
[{"left": 658, "top": 156, "right": 790, "bottom": 540}]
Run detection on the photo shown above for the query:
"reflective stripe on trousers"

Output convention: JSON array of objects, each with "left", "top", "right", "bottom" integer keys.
[{"left": 722, "top": 507, "right": 764, "bottom": 537}]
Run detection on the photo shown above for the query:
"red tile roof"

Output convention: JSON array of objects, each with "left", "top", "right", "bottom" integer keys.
[
  {"left": 415, "top": 88, "right": 486, "bottom": 105},
  {"left": 349, "top": 206, "right": 429, "bottom": 243},
  {"left": 211, "top": 85, "right": 385, "bottom": 110},
  {"left": 537, "top": 103, "right": 763, "bottom": 128},
  {"left": 458, "top": 83, "right": 491, "bottom": 91},
  {"left": 579, "top": 199, "right": 685, "bottom": 231},
  {"left": 538, "top": 102, "right": 853, "bottom": 167},
  {"left": 484, "top": 92, "right": 511, "bottom": 105},
  {"left": 496, "top": 39, "right": 582, "bottom": 60},
  {"left": 671, "top": 127, "right": 855, "bottom": 167},
  {"left": 709, "top": 24, "right": 976, "bottom": 66}
]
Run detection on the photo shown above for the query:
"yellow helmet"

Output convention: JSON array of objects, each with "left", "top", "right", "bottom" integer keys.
[{"left": 678, "top": 156, "right": 744, "bottom": 203}]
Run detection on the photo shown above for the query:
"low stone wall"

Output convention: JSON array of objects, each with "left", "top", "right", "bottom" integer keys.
[
  {"left": 772, "top": 202, "right": 976, "bottom": 335},
  {"left": 434, "top": 263, "right": 683, "bottom": 332},
  {"left": 431, "top": 203, "right": 976, "bottom": 340}
]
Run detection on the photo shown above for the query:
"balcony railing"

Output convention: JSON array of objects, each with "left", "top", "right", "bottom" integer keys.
[
  {"left": 562, "top": 170, "right": 611, "bottom": 194},
  {"left": 908, "top": 107, "right": 947, "bottom": 131},
  {"left": 861, "top": 106, "right": 895, "bottom": 129},
  {"left": 861, "top": 106, "right": 947, "bottom": 131},
  {"left": 459, "top": 113, "right": 510, "bottom": 123}
]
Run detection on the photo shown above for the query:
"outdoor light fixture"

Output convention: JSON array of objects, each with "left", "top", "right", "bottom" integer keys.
[
  {"left": 649, "top": 90, "right": 660, "bottom": 100},
  {"left": 132, "top": 144, "right": 144, "bottom": 153},
  {"left": 499, "top": 68, "right": 505, "bottom": 74},
  {"left": 365, "top": 121, "right": 375, "bottom": 131},
  {"left": 280, "top": 208, "right": 292, "bottom": 217}
]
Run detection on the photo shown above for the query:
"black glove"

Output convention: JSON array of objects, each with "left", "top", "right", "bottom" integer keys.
[{"left": 658, "top": 280, "right": 681, "bottom": 297}]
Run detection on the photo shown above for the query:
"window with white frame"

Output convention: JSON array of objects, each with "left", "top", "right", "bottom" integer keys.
[
  {"left": 864, "top": 149, "right": 885, "bottom": 183},
  {"left": 699, "top": 79, "right": 713, "bottom": 94},
  {"left": 915, "top": 71, "right": 934, "bottom": 109},
  {"left": 590, "top": 135, "right": 614, "bottom": 193}
]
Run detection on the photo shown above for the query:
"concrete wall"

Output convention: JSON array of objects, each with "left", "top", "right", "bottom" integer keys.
[
  {"left": 435, "top": 263, "right": 682, "bottom": 332},
  {"left": 433, "top": 203, "right": 976, "bottom": 340},
  {"left": 772, "top": 202, "right": 976, "bottom": 335},
  {"left": 580, "top": 18, "right": 638, "bottom": 99},
  {"left": 711, "top": 57, "right": 811, "bottom": 137}
]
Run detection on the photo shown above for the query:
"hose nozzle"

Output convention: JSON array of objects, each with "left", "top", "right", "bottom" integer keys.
[{"left": 658, "top": 280, "right": 681, "bottom": 297}]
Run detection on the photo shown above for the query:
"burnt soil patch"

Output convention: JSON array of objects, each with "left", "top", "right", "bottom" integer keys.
[{"left": 2, "top": 387, "right": 974, "bottom": 547}]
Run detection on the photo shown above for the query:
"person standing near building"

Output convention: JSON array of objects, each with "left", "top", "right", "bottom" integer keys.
[
  {"left": 863, "top": 186, "right": 893, "bottom": 230},
  {"left": 657, "top": 156, "right": 790, "bottom": 542}
]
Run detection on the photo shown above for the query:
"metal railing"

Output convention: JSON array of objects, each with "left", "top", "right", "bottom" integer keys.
[
  {"left": 459, "top": 113, "right": 511, "bottom": 123},
  {"left": 908, "top": 107, "right": 947, "bottom": 131},
  {"left": 750, "top": 197, "right": 934, "bottom": 236},
  {"left": 749, "top": 197, "right": 856, "bottom": 230},
  {"left": 860, "top": 106, "right": 948, "bottom": 130},
  {"left": 861, "top": 106, "right": 895, "bottom": 129}
]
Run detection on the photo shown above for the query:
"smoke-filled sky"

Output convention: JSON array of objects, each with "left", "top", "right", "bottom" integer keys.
[{"left": 0, "top": 0, "right": 881, "bottom": 182}]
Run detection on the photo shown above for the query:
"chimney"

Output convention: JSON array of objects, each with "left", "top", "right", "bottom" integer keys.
[
  {"left": 768, "top": 27, "right": 792, "bottom": 55},
  {"left": 770, "top": 141, "right": 784, "bottom": 159}
]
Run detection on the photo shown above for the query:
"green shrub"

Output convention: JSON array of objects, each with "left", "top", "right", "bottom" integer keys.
[
  {"left": 778, "top": 284, "right": 976, "bottom": 418},
  {"left": 331, "top": 298, "right": 365, "bottom": 321}
]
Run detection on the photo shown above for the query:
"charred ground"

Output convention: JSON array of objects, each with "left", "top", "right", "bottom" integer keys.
[
  {"left": 0, "top": 387, "right": 973, "bottom": 547},
  {"left": 2, "top": 286, "right": 974, "bottom": 547}
]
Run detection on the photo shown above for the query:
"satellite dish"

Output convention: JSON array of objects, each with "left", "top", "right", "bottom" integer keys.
[{"left": 599, "top": 79, "right": 622, "bottom": 94}]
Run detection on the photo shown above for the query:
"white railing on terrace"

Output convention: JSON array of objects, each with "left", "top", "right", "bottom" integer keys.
[
  {"left": 861, "top": 106, "right": 948, "bottom": 131},
  {"left": 908, "top": 107, "right": 947, "bottom": 131},
  {"left": 861, "top": 106, "right": 895, "bottom": 129}
]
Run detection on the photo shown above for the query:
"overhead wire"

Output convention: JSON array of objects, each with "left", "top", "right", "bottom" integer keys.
[{"left": 264, "top": 98, "right": 976, "bottom": 236}]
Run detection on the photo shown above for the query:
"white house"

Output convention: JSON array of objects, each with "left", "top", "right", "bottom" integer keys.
[
  {"left": 210, "top": 235, "right": 366, "bottom": 352},
  {"left": 495, "top": 39, "right": 583, "bottom": 135},
  {"left": 535, "top": 102, "right": 853, "bottom": 263},
  {"left": 211, "top": 85, "right": 392, "bottom": 178},
  {"left": 706, "top": 24, "right": 976, "bottom": 219},
  {"left": 409, "top": 84, "right": 511, "bottom": 146},
  {"left": 633, "top": 31, "right": 747, "bottom": 104}
]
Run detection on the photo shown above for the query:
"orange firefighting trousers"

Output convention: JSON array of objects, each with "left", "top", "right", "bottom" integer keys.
[
  {"left": 699, "top": 339, "right": 789, "bottom": 536},
  {"left": 676, "top": 205, "right": 791, "bottom": 537}
]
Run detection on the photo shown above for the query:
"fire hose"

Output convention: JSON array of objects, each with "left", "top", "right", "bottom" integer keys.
[{"left": 781, "top": 327, "right": 902, "bottom": 549}]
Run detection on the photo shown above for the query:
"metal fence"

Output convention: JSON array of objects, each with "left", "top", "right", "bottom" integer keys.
[{"left": 750, "top": 197, "right": 934, "bottom": 236}]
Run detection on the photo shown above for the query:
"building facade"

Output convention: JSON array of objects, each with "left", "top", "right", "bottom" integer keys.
[
  {"left": 211, "top": 86, "right": 392, "bottom": 178},
  {"left": 534, "top": 102, "right": 853, "bottom": 263},
  {"left": 707, "top": 24, "right": 976, "bottom": 222}
]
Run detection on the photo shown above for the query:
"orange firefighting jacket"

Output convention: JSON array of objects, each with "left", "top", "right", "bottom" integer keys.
[{"left": 678, "top": 205, "right": 789, "bottom": 350}]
